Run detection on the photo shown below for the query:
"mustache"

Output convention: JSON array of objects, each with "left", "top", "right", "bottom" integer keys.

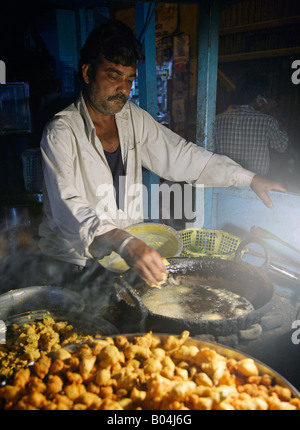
[{"left": 107, "top": 94, "right": 127, "bottom": 102}]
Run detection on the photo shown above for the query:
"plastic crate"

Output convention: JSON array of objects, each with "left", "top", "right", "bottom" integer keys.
[{"left": 178, "top": 228, "right": 243, "bottom": 260}]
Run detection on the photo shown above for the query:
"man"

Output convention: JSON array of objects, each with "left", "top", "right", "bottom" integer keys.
[
  {"left": 214, "top": 75, "right": 288, "bottom": 177},
  {"left": 39, "top": 21, "right": 285, "bottom": 286}
]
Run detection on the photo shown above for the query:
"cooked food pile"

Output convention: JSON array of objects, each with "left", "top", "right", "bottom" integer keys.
[
  {"left": 0, "top": 330, "right": 299, "bottom": 410},
  {"left": 0, "top": 315, "right": 101, "bottom": 380}
]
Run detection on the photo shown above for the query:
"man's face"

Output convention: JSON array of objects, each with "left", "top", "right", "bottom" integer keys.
[{"left": 82, "top": 59, "right": 137, "bottom": 115}]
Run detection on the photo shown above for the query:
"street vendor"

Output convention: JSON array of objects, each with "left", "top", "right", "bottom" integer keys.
[{"left": 39, "top": 20, "right": 285, "bottom": 285}]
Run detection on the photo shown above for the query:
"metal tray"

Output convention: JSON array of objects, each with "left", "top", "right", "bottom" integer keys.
[
  {"left": 0, "top": 310, "right": 119, "bottom": 386},
  {"left": 3, "top": 309, "right": 119, "bottom": 338},
  {"left": 0, "top": 286, "right": 85, "bottom": 320}
]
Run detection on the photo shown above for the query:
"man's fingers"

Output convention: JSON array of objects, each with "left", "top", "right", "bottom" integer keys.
[
  {"left": 122, "top": 238, "right": 168, "bottom": 284},
  {"left": 259, "top": 192, "right": 274, "bottom": 208},
  {"left": 250, "top": 175, "right": 287, "bottom": 208},
  {"left": 138, "top": 255, "right": 167, "bottom": 283},
  {"left": 270, "top": 183, "right": 287, "bottom": 193},
  {"left": 133, "top": 260, "right": 167, "bottom": 285}
]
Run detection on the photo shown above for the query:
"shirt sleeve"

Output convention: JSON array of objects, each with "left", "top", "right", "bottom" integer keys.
[
  {"left": 268, "top": 118, "right": 289, "bottom": 153},
  {"left": 135, "top": 106, "right": 255, "bottom": 187},
  {"left": 195, "top": 153, "right": 255, "bottom": 187},
  {"left": 40, "top": 119, "right": 116, "bottom": 259}
]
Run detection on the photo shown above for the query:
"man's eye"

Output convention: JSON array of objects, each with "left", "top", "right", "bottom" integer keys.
[{"left": 108, "top": 74, "right": 118, "bottom": 80}]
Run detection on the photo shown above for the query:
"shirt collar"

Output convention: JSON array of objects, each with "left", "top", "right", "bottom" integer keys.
[
  {"left": 75, "top": 92, "right": 95, "bottom": 140},
  {"left": 235, "top": 105, "right": 257, "bottom": 112}
]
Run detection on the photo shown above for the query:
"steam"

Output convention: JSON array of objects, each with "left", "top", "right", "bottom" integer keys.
[{"left": 0, "top": 226, "right": 147, "bottom": 334}]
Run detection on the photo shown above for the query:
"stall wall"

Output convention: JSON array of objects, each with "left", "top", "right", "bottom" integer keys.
[{"left": 204, "top": 187, "right": 300, "bottom": 300}]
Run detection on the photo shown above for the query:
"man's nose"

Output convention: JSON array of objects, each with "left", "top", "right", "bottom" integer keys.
[{"left": 117, "top": 79, "right": 131, "bottom": 94}]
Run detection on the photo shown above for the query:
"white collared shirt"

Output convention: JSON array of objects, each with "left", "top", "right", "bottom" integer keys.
[{"left": 39, "top": 93, "right": 255, "bottom": 266}]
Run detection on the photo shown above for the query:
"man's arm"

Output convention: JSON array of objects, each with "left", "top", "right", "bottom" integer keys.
[
  {"left": 195, "top": 153, "right": 287, "bottom": 207},
  {"left": 41, "top": 121, "right": 116, "bottom": 258},
  {"left": 89, "top": 229, "right": 168, "bottom": 285},
  {"left": 135, "top": 104, "right": 287, "bottom": 210}
]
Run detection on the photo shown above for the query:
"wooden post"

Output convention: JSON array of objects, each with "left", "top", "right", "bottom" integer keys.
[{"left": 135, "top": 2, "right": 160, "bottom": 222}]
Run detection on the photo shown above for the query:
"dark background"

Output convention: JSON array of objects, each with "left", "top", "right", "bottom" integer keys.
[{"left": 0, "top": 0, "right": 299, "bottom": 207}]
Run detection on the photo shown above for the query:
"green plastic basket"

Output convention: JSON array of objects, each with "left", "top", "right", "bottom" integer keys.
[{"left": 178, "top": 228, "right": 243, "bottom": 260}]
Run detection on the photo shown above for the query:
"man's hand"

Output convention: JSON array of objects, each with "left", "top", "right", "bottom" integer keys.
[
  {"left": 89, "top": 229, "right": 168, "bottom": 284},
  {"left": 250, "top": 175, "right": 286, "bottom": 208},
  {"left": 120, "top": 237, "right": 168, "bottom": 285}
]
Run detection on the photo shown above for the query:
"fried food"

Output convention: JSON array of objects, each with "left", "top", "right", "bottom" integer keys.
[
  {"left": 0, "top": 331, "right": 299, "bottom": 410},
  {"left": 0, "top": 315, "right": 101, "bottom": 380},
  {"left": 146, "top": 258, "right": 169, "bottom": 288}
]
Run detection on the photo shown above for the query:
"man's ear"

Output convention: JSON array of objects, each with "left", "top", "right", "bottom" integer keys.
[{"left": 82, "top": 64, "right": 90, "bottom": 84}]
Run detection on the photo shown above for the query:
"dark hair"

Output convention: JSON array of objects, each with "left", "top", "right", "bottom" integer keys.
[
  {"left": 235, "top": 75, "right": 269, "bottom": 105},
  {"left": 78, "top": 20, "right": 144, "bottom": 82}
]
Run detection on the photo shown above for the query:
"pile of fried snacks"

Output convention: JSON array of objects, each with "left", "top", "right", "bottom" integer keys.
[
  {"left": 0, "top": 330, "right": 299, "bottom": 410},
  {"left": 0, "top": 315, "right": 101, "bottom": 380}
]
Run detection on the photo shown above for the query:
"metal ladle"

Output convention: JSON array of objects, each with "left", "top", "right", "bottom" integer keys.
[
  {"left": 250, "top": 225, "right": 300, "bottom": 255},
  {"left": 248, "top": 226, "right": 300, "bottom": 282}
]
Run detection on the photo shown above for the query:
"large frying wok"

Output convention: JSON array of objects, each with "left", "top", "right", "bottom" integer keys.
[{"left": 114, "top": 239, "right": 275, "bottom": 336}]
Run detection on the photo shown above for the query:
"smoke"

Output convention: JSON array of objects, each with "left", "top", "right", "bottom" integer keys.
[{"left": 0, "top": 227, "right": 147, "bottom": 334}]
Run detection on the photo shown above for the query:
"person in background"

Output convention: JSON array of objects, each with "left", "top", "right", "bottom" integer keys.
[
  {"left": 214, "top": 75, "right": 288, "bottom": 177},
  {"left": 39, "top": 21, "right": 286, "bottom": 286}
]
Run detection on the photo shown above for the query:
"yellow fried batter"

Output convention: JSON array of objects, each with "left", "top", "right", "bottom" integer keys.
[
  {"left": 0, "top": 316, "right": 102, "bottom": 379},
  {"left": 146, "top": 258, "right": 169, "bottom": 288}
]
